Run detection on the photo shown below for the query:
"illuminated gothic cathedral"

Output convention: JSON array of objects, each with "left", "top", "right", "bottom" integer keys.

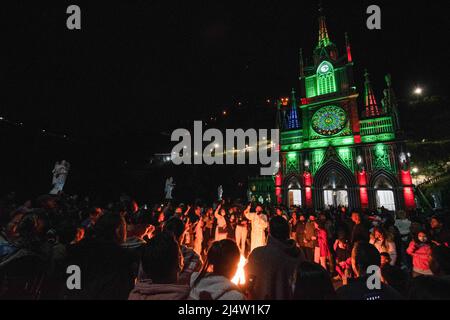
[{"left": 249, "top": 10, "right": 416, "bottom": 212}]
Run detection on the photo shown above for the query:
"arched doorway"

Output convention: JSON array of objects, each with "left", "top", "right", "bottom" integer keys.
[
  {"left": 370, "top": 171, "right": 399, "bottom": 211},
  {"left": 314, "top": 160, "right": 358, "bottom": 210},
  {"left": 284, "top": 175, "right": 302, "bottom": 207},
  {"left": 322, "top": 169, "right": 349, "bottom": 207}
]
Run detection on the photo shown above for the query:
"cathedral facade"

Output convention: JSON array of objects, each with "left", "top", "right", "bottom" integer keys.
[{"left": 251, "top": 10, "right": 416, "bottom": 212}]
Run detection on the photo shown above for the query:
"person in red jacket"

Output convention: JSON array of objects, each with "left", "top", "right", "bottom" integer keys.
[
  {"left": 407, "top": 231, "right": 433, "bottom": 277},
  {"left": 314, "top": 220, "right": 329, "bottom": 270}
]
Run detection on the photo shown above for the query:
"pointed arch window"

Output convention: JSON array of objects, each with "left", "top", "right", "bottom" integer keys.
[
  {"left": 287, "top": 107, "right": 299, "bottom": 129},
  {"left": 317, "top": 61, "right": 337, "bottom": 95}
]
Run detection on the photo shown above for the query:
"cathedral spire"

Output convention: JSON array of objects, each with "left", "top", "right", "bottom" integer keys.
[
  {"left": 276, "top": 99, "right": 282, "bottom": 130},
  {"left": 287, "top": 89, "right": 300, "bottom": 129},
  {"left": 317, "top": 4, "right": 331, "bottom": 48},
  {"left": 299, "top": 48, "right": 304, "bottom": 79},
  {"left": 314, "top": 2, "right": 337, "bottom": 63},
  {"left": 291, "top": 88, "right": 297, "bottom": 108},
  {"left": 384, "top": 74, "right": 401, "bottom": 130},
  {"left": 364, "top": 70, "right": 381, "bottom": 117},
  {"left": 345, "top": 32, "right": 352, "bottom": 63}
]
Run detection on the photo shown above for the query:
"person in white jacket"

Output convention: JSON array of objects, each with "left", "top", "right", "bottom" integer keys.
[
  {"left": 394, "top": 210, "right": 411, "bottom": 242},
  {"left": 214, "top": 203, "right": 228, "bottom": 241},
  {"left": 244, "top": 204, "right": 268, "bottom": 253},
  {"left": 235, "top": 210, "right": 248, "bottom": 255},
  {"left": 189, "top": 239, "right": 244, "bottom": 300}
]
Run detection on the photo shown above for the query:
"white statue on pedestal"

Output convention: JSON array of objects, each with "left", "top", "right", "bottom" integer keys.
[
  {"left": 218, "top": 185, "right": 223, "bottom": 201},
  {"left": 50, "top": 160, "right": 70, "bottom": 195},
  {"left": 165, "top": 177, "right": 175, "bottom": 200},
  {"left": 247, "top": 189, "right": 253, "bottom": 202},
  {"left": 431, "top": 192, "right": 442, "bottom": 209}
]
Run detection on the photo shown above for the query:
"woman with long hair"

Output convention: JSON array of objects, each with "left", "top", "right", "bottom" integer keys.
[
  {"left": 189, "top": 239, "right": 244, "bottom": 300},
  {"left": 370, "top": 226, "right": 397, "bottom": 266},
  {"left": 214, "top": 203, "right": 228, "bottom": 241}
]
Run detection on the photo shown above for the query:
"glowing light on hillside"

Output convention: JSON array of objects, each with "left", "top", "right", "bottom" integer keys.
[{"left": 413, "top": 87, "right": 423, "bottom": 95}]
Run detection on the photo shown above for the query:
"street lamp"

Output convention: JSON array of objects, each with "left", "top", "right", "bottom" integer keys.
[{"left": 413, "top": 87, "right": 423, "bottom": 95}]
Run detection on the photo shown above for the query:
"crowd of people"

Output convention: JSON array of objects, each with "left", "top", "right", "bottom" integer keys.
[{"left": 0, "top": 190, "right": 449, "bottom": 300}]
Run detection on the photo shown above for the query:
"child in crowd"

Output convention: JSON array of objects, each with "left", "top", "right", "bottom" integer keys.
[{"left": 333, "top": 232, "right": 351, "bottom": 280}]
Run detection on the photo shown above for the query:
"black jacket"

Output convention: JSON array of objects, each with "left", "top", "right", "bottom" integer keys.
[
  {"left": 336, "top": 276, "right": 403, "bottom": 300},
  {"left": 351, "top": 223, "right": 369, "bottom": 246},
  {"left": 246, "top": 236, "right": 305, "bottom": 300}
]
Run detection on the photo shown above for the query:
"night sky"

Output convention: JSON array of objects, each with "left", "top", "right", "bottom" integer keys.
[{"left": 1, "top": 0, "right": 448, "bottom": 201}]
